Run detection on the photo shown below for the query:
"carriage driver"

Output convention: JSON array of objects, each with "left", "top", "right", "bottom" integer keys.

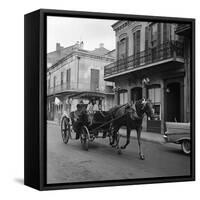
[{"left": 73, "top": 101, "right": 84, "bottom": 139}]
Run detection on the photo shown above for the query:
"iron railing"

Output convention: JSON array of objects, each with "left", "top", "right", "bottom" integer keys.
[
  {"left": 176, "top": 24, "right": 191, "bottom": 32},
  {"left": 47, "top": 81, "right": 113, "bottom": 96},
  {"left": 104, "top": 41, "right": 184, "bottom": 78}
]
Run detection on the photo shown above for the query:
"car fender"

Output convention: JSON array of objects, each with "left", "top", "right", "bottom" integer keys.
[{"left": 175, "top": 137, "right": 190, "bottom": 144}]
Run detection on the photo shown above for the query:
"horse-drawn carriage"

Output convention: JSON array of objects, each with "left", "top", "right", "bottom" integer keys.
[
  {"left": 61, "top": 93, "right": 154, "bottom": 159},
  {"left": 61, "top": 104, "right": 116, "bottom": 150},
  {"left": 60, "top": 91, "right": 116, "bottom": 150}
]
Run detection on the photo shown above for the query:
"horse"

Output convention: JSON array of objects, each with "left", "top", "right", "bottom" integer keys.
[{"left": 109, "top": 98, "right": 154, "bottom": 160}]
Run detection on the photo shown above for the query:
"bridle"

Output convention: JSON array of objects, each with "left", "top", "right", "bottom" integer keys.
[{"left": 135, "top": 98, "right": 149, "bottom": 118}]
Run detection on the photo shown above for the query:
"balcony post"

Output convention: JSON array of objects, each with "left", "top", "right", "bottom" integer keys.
[{"left": 160, "top": 80, "right": 165, "bottom": 135}]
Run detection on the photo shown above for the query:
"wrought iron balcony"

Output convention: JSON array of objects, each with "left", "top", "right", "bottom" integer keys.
[
  {"left": 175, "top": 24, "right": 191, "bottom": 36},
  {"left": 104, "top": 41, "right": 184, "bottom": 79},
  {"left": 47, "top": 81, "right": 113, "bottom": 96}
]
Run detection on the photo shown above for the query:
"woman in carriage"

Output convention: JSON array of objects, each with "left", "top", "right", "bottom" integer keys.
[{"left": 71, "top": 101, "right": 88, "bottom": 139}]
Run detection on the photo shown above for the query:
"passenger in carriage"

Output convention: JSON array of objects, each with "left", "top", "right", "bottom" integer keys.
[
  {"left": 87, "top": 100, "right": 94, "bottom": 114},
  {"left": 87, "top": 99, "right": 99, "bottom": 125},
  {"left": 98, "top": 104, "right": 102, "bottom": 111},
  {"left": 93, "top": 100, "right": 99, "bottom": 113},
  {"left": 73, "top": 101, "right": 87, "bottom": 139}
]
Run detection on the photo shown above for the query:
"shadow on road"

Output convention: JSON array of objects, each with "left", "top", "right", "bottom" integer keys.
[{"left": 165, "top": 148, "right": 190, "bottom": 157}]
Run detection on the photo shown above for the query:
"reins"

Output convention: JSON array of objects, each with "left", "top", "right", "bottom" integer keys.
[{"left": 89, "top": 112, "right": 129, "bottom": 133}]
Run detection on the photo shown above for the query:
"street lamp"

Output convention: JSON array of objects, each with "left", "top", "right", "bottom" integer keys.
[{"left": 142, "top": 77, "right": 150, "bottom": 85}]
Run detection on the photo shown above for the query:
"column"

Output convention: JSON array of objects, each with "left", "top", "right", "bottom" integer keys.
[
  {"left": 127, "top": 86, "right": 131, "bottom": 103},
  {"left": 114, "top": 92, "right": 119, "bottom": 105},
  {"left": 142, "top": 83, "right": 147, "bottom": 131},
  {"left": 160, "top": 80, "right": 165, "bottom": 135}
]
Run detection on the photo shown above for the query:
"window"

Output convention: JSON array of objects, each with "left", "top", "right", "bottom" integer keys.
[
  {"left": 133, "top": 30, "right": 141, "bottom": 55},
  {"left": 90, "top": 69, "right": 100, "bottom": 91},
  {"left": 118, "top": 38, "right": 126, "bottom": 59},
  {"left": 163, "top": 23, "right": 170, "bottom": 42},
  {"left": 53, "top": 76, "right": 56, "bottom": 88},
  {"left": 66, "top": 68, "right": 71, "bottom": 89},
  {"left": 149, "top": 23, "right": 161, "bottom": 60},
  {"left": 61, "top": 72, "right": 63, "bottom": 85},
  {"left": 48, "top": 78, "right": 50, "bottom": 89},
  {"left": 119, "top": 91, "right": 128, "bottom": 105},
  {"left": 148, "top": 86, "right": 161, "bottom": 120},
  {"left": 151, "top": 23, "right": 158, "bottom": 44},
  {"left": 117, "top": 36, "right": 128, "bottom": 60},
  {"left": 133, "top": 30, "right": 141, "bottom": 65}
]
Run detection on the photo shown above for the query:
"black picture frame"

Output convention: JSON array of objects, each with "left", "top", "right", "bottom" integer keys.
[{"left": 24, "top": 9, "right": 195, "bottom": 191}]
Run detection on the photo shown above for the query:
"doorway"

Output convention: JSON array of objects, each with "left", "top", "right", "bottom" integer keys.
[
  {"left": 131, "top": 87, "right": 142, "bottom": 103},
  {"left": 165, "top": 82, "right": 181, "bottom": 122}
]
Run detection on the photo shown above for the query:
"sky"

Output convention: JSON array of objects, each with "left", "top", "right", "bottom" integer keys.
[{"left": 47, "top": 16, "right": 117, "bottom": 53}]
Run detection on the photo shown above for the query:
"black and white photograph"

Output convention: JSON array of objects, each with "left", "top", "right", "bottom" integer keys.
[{"left": 46, "top": 16, "right": 193, "bottom": 185}]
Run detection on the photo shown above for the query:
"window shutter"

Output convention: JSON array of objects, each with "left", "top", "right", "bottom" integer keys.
[
  {"left": 61, "top": 72, "right": 63, "bottom": 85},
  {"left": 126, "top": 37, "right": 129, "bottom": 58},
  {"left": 136, "top": 30, "right": 141, "bottom": 53},
  {"left": 53, "top": 76, "right": 56, "bottom": 88},
  {"left": 68, "top": 68, "right": 71, "bottom": 88},
  {"left": 145, "top": 26, "right": 149, "bottom": 63},
  {"left": 163, "top": 23, "right": 169, "bottom": 42},
  {"left": 66, "top": 69, "right": 71, "bottom": 89},
  {"left": 90, "top": 69, "right": 100, "bottom": 91},
  {"left": 157, "top": 23, "right": 161, "bottom": 45},
  {"left": 145, "top": 26, "right": 149, "bottom": 50},
  {"left": 117, "top": 41, "right": 120, "bottom": 60},
  {"left": 133, "top": 32, "right": 136, "bottom": 55}
]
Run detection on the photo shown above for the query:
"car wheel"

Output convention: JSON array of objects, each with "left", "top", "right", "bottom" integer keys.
[{"left": 181, "top": 140, "right": 191, "bottom": 154}]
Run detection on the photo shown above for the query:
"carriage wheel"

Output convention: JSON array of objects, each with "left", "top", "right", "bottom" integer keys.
[
  {"left": 181, "top": 140, "right": 191, "bottom": 154},
  {"left": 61, "top": 117, "right": 70, "bottom": 144},
  {"left": 80, "top": 126, "right": 89, "bottom": 151}
]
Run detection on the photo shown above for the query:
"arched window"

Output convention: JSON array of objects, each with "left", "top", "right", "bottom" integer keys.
[
  {"left": 119, "top": 38, "right": 126, "bottom": 59},
  {"left": 117, "top": 34, "right": 129, "bottom": 60},
  {"left": 133, "top": 30, "right": 141, "bottom": 55}
]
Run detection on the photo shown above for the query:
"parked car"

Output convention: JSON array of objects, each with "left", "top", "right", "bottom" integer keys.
[{"left": 163, "top": 122, "right": 190, "bottom": 154}]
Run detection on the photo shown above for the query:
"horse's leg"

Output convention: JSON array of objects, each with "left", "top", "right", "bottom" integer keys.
[
  {"left": 136, "top": 127, "right": 145, "bottom": 160},
  {"left": 120, "top": 126, "right": 131, "bottom": 149},
  {"left": 111, "top": 126, "right": 120, "bottom": 148},
  {"left": 113, "top": 126, "right": 122, "bottom": 154},
  {"left": 109, "top": 125, "right": 116, "bottom": 146}
]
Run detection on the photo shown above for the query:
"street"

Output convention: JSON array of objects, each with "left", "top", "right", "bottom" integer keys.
[{"left": 47, "top": 122, "right": 190, "bottom": 184}]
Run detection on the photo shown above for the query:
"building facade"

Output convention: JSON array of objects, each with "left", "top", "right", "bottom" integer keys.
[
  {"left": 104, "top": 21, "right": 190, "bottom": 133},
  {"left": 47, "top": 42, "right": 115, "bottom": 121}
]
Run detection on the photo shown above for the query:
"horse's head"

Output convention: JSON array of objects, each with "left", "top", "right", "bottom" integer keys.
[
  {"left": 135, "top": 98, "right": 154, "bottom": 119},
  {"left": 141, "top": 98, "right": 154, "bottom": 119}
]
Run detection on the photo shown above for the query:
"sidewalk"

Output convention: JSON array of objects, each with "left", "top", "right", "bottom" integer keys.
[{"left": 47, "top": 120, "right": 165, "bottom": 144}]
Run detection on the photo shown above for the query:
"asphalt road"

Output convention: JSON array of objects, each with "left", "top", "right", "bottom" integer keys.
[{"left": 47, "top": 122, "right": 190, "bottom": 184}]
